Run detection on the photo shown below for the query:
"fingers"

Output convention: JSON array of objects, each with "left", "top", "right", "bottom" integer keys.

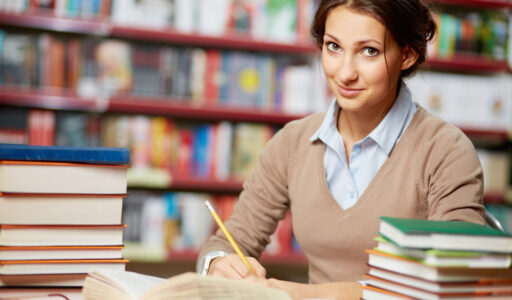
[
  {"left": 247, "top": 257, "right": 266, "bottom": 278},
  {"left": 208, "top": 254, "right": 267, "bottom": 280}
]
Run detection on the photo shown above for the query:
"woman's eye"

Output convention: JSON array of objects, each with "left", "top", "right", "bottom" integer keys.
[
  {"left": 326, "top": 42, "right": 341, "bottom": 53},
  {"left": 363, "top": 47, "right": 379, "bottom": 57}
]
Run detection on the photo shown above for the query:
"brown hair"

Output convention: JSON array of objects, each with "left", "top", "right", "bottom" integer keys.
[{"left": 311, "top": 0, "right": 437, "bottom": 77}]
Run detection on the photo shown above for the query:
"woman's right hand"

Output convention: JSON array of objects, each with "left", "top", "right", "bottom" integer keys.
[{"left": 208, "top": 253, "right": 266, "bottom": 279}]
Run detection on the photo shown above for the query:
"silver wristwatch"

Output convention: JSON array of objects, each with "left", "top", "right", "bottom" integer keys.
[{"left": 197, "top": 251, "right": 229, "bottom": 276}]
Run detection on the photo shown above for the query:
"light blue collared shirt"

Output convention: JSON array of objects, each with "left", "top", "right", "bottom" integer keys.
[{"left": 309, "top": 84, "right": 417, "bottom": 210}]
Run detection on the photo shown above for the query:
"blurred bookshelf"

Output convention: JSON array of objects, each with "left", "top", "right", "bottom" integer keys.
[{"left": 0, "top": 0, "right": 511, "bottom": 281}]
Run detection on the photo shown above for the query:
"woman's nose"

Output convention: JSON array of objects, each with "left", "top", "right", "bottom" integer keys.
[{"left": 335, "top": 55, "right": 358, "bottom": 83}]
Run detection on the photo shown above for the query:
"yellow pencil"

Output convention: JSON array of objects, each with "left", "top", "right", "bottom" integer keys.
[{"left": 204, "top": 200, "right": 257, "bottom": 276}]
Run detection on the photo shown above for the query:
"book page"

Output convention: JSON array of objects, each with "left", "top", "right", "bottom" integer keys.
[
  {"left": 144, "top": 272, "right": 292, "bottom": 300},
  {"left": 91, "top": 269, "right": 165, "bottom": 299}
]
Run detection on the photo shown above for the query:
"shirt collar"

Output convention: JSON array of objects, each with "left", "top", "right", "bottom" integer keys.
[
  {"left": 310, "top": 82, "right": 413, "bottom": 156},
  {"left": 309, "top": 97, "right": 340, "bottom": 143}
]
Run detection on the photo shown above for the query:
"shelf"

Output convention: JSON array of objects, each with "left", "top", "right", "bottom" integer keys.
[
  {"left": 0, "top": 88, "right": 509, "bottom": 143},
  {"left": 0, "top": 12, "right": 317, "bottom": 54},
  {"left": 129, "top": 176, "right": 243, "bottom": 193},
  {"left": 111, "top": 26, "right": 318, "bottom": 54},
  {"left": 109, "top": 96, "right": 303, "bottom": 124},
  {"left": 484, "top": 192, "right": 507, "bottom": 204},
  {"left": 459, "top": 127, "right": 510, "bottom": 143},
  {"left": 0, "top": 12, "right": 110, "bottom": 35},
  {"left": 426, "top": 55, "right": 511, "bottom": 73},
  {"left": 428, "top": 0, "right": 512, "bottom": 9},
  {"left": 0, "top": 88, "right": 303, "bottom": 124},
  {"left": 169, "top": 177, "right": 243, "bottom": 193},
  {"left": 0, "top": 88, "right": 99, "bottom": 111}
]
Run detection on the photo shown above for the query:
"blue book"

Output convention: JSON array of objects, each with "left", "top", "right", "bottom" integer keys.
[{"left": 0, "top": 144, "right": 130, "bottom": 165}]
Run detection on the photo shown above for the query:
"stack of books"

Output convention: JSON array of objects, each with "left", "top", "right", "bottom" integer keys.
[
  {"left": 363, "top": 217, "right": 512, "bottom": 300},
  {"left": 0, "top": 144, "right": 129, "bottom": 296}
]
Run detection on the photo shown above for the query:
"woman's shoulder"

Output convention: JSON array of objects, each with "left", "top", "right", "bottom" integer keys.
[
  {"left": 278, "top": 111, "right": 326, "bottom": 143},
  {"left": 412, "top": 105, "right": 476, "bottom": 153}
]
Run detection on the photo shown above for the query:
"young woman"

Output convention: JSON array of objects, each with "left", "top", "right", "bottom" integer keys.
[{"left": 198, "top": 0, "right": 485, "bottom": 298}]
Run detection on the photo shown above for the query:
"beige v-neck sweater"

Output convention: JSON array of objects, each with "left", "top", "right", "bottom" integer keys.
[{"left": 199, "top": 106, "right": 485, "bottom": 283}]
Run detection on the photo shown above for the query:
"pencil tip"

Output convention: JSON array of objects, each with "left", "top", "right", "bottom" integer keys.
[{"left": 204, "top": 200, "right": 213, "bottom": 211}]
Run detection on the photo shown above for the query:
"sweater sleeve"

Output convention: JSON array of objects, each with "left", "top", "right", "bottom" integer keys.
[
  {"left": 426, "top": 127, "right": 485, "bottom": 225},
  {"left": 198, "top": 126, "right": 291, "bottom": 260}
]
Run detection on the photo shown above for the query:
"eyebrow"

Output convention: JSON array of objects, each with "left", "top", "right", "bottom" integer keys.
[{"left": 324, "top": 33, "right": 383, "bottom": 45}]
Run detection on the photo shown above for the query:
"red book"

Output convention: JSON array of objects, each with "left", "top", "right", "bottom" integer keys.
[
  {"left": 204, "top": 49, "right": 222, "bottom": 105},
  {"left": 175, "top": 129, "right": 193, "bottom": 177},
  {"left": 67, "top": 38, "right": 81, "bottom": 91}
]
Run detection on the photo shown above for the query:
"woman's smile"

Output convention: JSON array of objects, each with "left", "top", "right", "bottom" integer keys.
[{"left": 337, "top": 84, "right": 364, "bottom": 98}]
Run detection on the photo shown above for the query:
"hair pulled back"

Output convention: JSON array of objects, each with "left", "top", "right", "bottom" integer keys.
[{"left": 312, "top": 0, "right": 437, "bottom": 77}]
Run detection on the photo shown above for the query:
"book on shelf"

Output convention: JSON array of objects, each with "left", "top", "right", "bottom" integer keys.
[
  {"left": 0, "top": 192, "right": 124, "bottom": 225},
  {"left": 0, "top": 258, "right": 127, "bottom": 275},
  {"left": 379, "top": 216, "right": 512, "bottom": 252},
  {"left": 374, "top": 236, "right": 512, "bottom": 268},
  {"left": 0, "top": 245, "right": 124, "bottom": 260},
  {"left": 82, "top": 269, "right": 292, "bottom": 300},
  {"left": 0, "top": 224, "right": 125, "bottom": 246}
]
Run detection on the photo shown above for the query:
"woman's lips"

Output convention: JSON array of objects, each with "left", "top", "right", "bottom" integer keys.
[{"left": 337, "top": 85, "right": 363, "bottom": 98}]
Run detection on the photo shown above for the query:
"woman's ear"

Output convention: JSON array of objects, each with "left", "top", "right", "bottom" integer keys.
[{"left": 400, "top": 46, "right": 419, "bottom": 71}]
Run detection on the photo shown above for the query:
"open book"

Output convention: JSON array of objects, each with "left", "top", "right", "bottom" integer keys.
[{"left": 82, "top": 269, "right": 292, "bottom": 300}]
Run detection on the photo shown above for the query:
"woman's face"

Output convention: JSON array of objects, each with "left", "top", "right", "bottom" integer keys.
[{"left": 321, "top": 6, "right": 416, "bottom": 113}]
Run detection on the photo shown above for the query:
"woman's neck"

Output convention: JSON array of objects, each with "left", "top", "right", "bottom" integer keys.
[{"left": 337, "top": 89, "right": 398, "bottom": 146}]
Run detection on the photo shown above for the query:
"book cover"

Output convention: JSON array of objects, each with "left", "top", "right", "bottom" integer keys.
[
  {"left": 379, "top": 217, "right": 512, "bottom": 252},
  {"left": 375, "top": 236, "right": 512, "bottom": 268},
  {"left": 0, "top": 143, "right": 129, "bottom": 165}
]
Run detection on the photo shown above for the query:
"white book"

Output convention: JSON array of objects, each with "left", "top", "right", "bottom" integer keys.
[
  {"left": 0, "top": 259, "right": 126, "bottom": 275},
  {"left": 174, "top": 0, "right": 196, "bottom": 33},
  {"left": 368, "top": 267, "right": 512, "bottom": 294},
  {"left": 0, "top": 193, "right": 124, "bottom": 225},
  {"left": 367, "top": 277, "right": 512, "bottom": 300},
  {"left": 0, "top": 225, "right": 125, "bottom": 246},
  {"left": 197, "top": 0, "right": 230, "bottom": 36},
  {"left": 0, "top": 245, "right": 124, "bottom": 260},
  {"left": 0, "top": 161, "right": 128, "bottom": 194}
]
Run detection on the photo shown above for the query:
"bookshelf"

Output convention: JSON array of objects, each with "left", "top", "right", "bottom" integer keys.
[
  {"left": 0, "top": 0, "right": 510, "bottom": 280},
  {"left": 0, "top": 12, "right": 317, "bottom": 54}
]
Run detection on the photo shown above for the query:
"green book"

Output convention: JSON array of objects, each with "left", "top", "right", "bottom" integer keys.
[
  {"left": 379, "top": 217, "right": 512, "bottom": 253},
  {"left": 374, "top": 236, "right": 512, "bottom": 268}
]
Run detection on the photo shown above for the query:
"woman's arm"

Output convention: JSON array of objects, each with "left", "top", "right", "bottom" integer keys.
[
  {"left": 198, "top": 128, "right": 292, "bottom": 275},
  {"left": 425, "top": 127, "right": 485, "bottom": 224}
]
